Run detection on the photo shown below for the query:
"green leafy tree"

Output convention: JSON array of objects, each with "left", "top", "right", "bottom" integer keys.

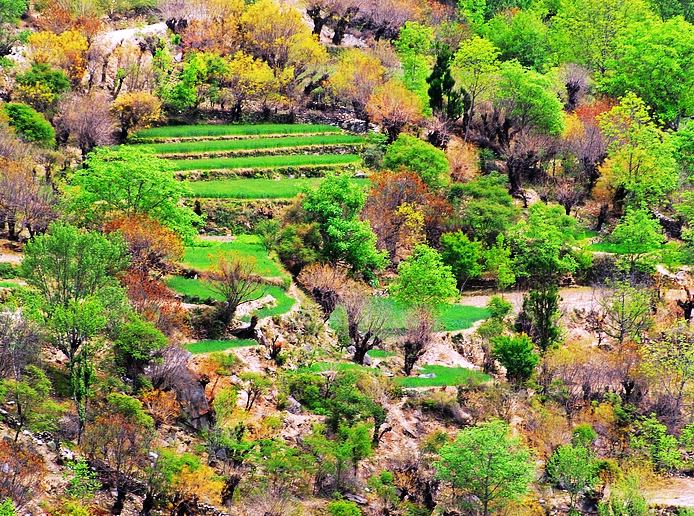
[
  {"left": 550, "top": 0, "right": 653, "bottom": 73},
  {"left": 390, "top": 244, "right": 458, "bottom": 309},
  {"left": 609, "top": 208, "right": 665, "bottom": 276},
  {"left": 0, "top": 0, "right": 25, "bottom": 22},
  {"left": 450, "top": 173, "right": 520, "bottom": 245},
  {"left": 452, "top": 36, "right": 500, "bottom": 136},
  {"left": 69, "top": 146, "right": 202, "bottom": 242},
  {"left": 306, "top": 422, "right": 373, "bottom": 491},
  {"left": 435, "top": 420, "right": 535, "bottom": 516},
  {"left": 21, "top": 222, "right": 128, "bottom": 439},
  {"left": 327, "top": 500, "right": 361, "bottom": 516},
  {"left": 3, "top": 102, "right": 55, "bottom": 147},
  {"left": 440, "top": 231, "right": 485, "bottom": 291},
  {"left": 382, "top": 134, "right": 450, "bottom": 189},
  {"left": 302, "top": 174, "right": 386, "bottom": 279},
  {"left": 602, "top": 16, "right": 693, "bottom": 127},
  {"left": 65, "top": 459, "right": 102, "bottom": 500},
  {"left": 492, "top": 334, "right": 539, "bottom": 384},
  {"left": 597, "top": 93, "right": 679, "bottom": 207},
  {"left": 113, "top": 315, "right": 167, "bottom": 388},
  {"left": 0, "top": 365, "right": 63, "bottom": 440},
  {"left": 427, "top": 44, "right": 465, "bottom": 121},
  {"left": 394, "top": 22, "right": 434, "bottom": 116},
  {"left": 0, "top": 499, "right": 15, "bottom": 516},
  {"left": 486, "top": 234, "right": 516, "bottom": 290},
  {"left": 520, "top": 286, "right": 561, "bottom": 352},
  {"left": 598, "top": 280, "right": 653, "bottom": 345},
  {"left": 547, "top": 444, "right": 600, "bottom": 510},
  {"left": 482, "top": 9, "right": 550, "bottom": 71},
  {"left": 631, "top": 414, "right": 682, "bottom": 471},
  {"left": 14, "top": 63, "right": 70, "bottom": 113}
]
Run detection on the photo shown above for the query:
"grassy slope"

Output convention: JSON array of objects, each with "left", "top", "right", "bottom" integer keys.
[
  {"left": 185, "top": 177, "right": 368, "bottom": 199},
  {"left": 331, "top": 298, "right": 490, "bottom": 334},
  {"left": 397, "top": 365, "right": 490, "bottom": 388},
  {"left": 133, "top": 123, "right": 341, "bottom": 139},
  {"left": 186, "top": 339, "right": 258, "bottom": 354},
  {"left": 172, "top": 153, "right": 362, "bottom": 172},
  {"left": 183, "top": 235, "right": 285, "bottom": 277},
  {"left": 134, "top": 134, "right": 366, "bottom": 155}
]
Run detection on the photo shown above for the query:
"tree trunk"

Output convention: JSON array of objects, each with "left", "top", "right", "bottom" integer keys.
[{"left": 112, "top": 486, "right": 127, "bottom": 515}]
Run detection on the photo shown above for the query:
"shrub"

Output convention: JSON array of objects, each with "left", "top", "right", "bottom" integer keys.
[
  {"left": 492, "top": 334, "right": 539, "bottom": 384},
  {"left": 383, "top": 134, "right": 449, "bottom": 188},
  {"left": 327, "top": 500, "right": 362, "bottom": 516},
  {"left": 3, "top": 102, "right": 55, "bottom": 147}
]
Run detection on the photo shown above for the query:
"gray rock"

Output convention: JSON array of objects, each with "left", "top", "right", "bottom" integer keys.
[
  {"left": 286, "top": 396, "right": 302, "bottom": 415},
  {"left": 346, "top": 345, "right": 356, "bottom": 355},
  {"left": 363, "top": 354, "right": 373, "bottom": 366},
  {"left": 418, "top": 373, "right": 436, "bottom": 379},
  {"left": 344, "top": 493, "right": 368, "bottom": 505}
]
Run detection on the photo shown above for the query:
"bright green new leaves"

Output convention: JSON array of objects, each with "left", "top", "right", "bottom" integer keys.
[
  {"left": 394, "top": 22, "right": 434, "bottom": 116},
  {"left": 0, "top": 365, "right": 63, "bottom": 439},
  {"left": 550, "top": 0, "right": 654, "bottom": 73},
  {"left": 452, "top": 36, "right": 500, "bottom": 128},
  {"left": 383, "top": 134, "right": 450, "bottom": 188},
  {"left": 496, "top": 61, "right": 564, "bottom": 136},
  {"left": 482, "top": 9, "right": 550, "bottom": 71},
  {"left": 602, "top": 16, "right": 694, "bottom": 127},
  {"left": 508, "top": 202, "right": 579, "bottom": 283},
  {"left": 492, "top": 334, "right": 539, "bottom": 384},
  {"left": 440, "top": 231, "right": 485, "bottom": 290},
  {"left": 21, "top": 222, "right": 129, "bottom": 361},
  {"left": 3, "top": 102, "right": 55, "bottom": 147},
  {"left": 609, "top": 208, "right": 665, "bottom": 274},
  {"left": 435, "top": 420, "right": 535, "bottom": 515},
  {"left": 69, "top": 146, "right": 202, "bottom": 242},
  {"left": 390, "top": 244, "right": 458, "bottom": 308},
  {"left": 546, "top": 443, "right": 601, "bottom": 509},
  {"left": 597, "top": 93, "right": 679, "bottom": 206},
  {"left": 302, "top": 174, "right": 386, "bottom": 279}
]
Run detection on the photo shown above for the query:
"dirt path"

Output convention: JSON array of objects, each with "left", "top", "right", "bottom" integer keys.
[
  {"left": 461, "top": 286, "right": 599, "bottom": 314},
  {"left": 645, "top": 477, "right": 694, "bottom": 508}
]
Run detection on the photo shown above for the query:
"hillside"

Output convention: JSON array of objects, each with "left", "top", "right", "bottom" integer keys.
[{"left": 0, "top": 0, "right": 692, "bottom": 515}]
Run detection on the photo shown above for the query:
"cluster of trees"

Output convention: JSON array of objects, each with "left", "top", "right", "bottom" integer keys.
[{"left": 0, "top": 0, "right": 692, "bottom": 513}]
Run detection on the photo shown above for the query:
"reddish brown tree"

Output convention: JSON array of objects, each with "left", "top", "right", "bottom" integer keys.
[
  {"left": 401, "top": 308, "right": 435, "bottom": 375},
  {"left": 105, "top": 214, "right": 184, "bottom": 277},
  {"left": 0, "top": 441, "right": 46, "bottom": 509},
  {"left": 56, "top": 91, "right": 115, "bottom": 157},
  {"left": 122, "top": 271, "right": 187, "bottom": 337}
]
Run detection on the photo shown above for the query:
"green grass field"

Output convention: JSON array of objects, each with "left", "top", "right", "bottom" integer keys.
[
  {"left": 185, "top": 339, "right": 258, "bottom": 354},
  {"left": 331, "top": 298, "right": 489, "bottom": 335},
  {"left": 167, "top": 277, "right": 295, "bottom": 317},
  {"left": 172, "top": 153, "right": 362, "bottom": 172},
  {"left": 367, "top": 349, "right": 396, "bottom": 358},
  {"left": 183, "top": 235, "right": 285, "bottom": 277},
  {"left": 397, "top": 365, "right": 490, "bottom": 388},
  {"left": 300, "top": 362, "right": 372, "bottom": 374},
  {"left": 132, "top": 123, "right": 341, "bottom": 140},
  {"left": 166, "top": 275, "right": 223, "bottom": 302},
  {"left": 134, "top": 134, "right": 366, "bottom": 155},
  {"left": 185, "top": 177, "right": 368, "bottom": 199}
]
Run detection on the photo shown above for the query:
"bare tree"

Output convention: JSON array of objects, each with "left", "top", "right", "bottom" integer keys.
[
  {"left": 297, "top": 263, "right": 349, "bottom": 319},
  {"left": 207, "top": 254, "right": 264, "bottom": 330},
  {"left": 0, "top": 164, "right": 56, "bottom": 240},
  {"left": 0, "top": 312, "right": 42, "bottom": 381},
  {"left": 56, "top": 91, "right": 115, "bottom": 157},
  {"left": 401, "top": 309, "right": 435, "bottom": 375},
  {"left": 340, "top": 285, "right": 389, "bottom": 364}
]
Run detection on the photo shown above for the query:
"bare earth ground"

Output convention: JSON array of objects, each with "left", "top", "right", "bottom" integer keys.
[{"left": 645, "top": 477, "right": 694, "bottom": 508}]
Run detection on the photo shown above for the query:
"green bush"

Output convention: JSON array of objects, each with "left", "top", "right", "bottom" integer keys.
[
  {"left": 327, "top": 500, "right": 362, "bottom": 516},
  {"left": 3, "top": 102, "right": 55, "bottom": 147},
  {"left": 383, "top": 134, "right": 449, "bottom": 188}
]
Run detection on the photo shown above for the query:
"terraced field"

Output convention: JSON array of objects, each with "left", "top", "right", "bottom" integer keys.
[
  {"left": 132, "top": 123, "right": 341, "bottom": 141},
  {"left": 128, "top": 122, "right": 366, "bottom": 201}
]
